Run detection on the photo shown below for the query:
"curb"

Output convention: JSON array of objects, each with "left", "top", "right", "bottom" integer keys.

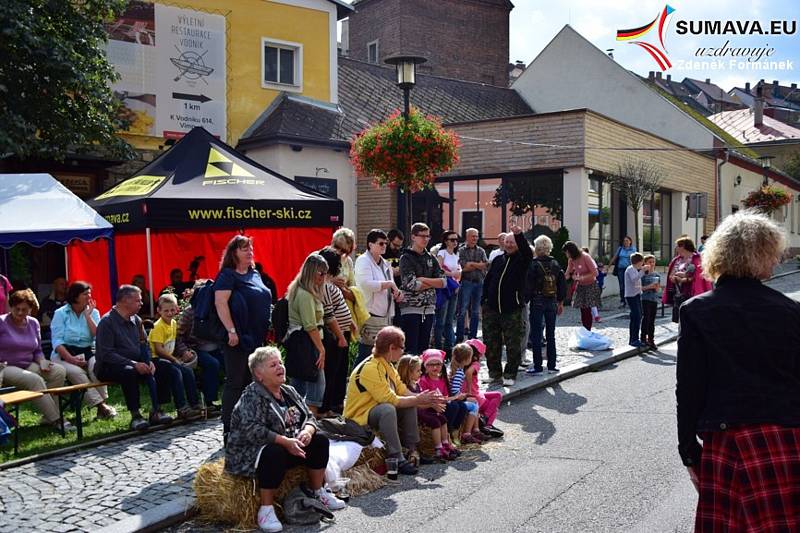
[
  {"left": 95, "top": 497, "right": 196, "bottom": 533},
  {"left": 500, "top": 332, "right": 679, "bottom": 403}
]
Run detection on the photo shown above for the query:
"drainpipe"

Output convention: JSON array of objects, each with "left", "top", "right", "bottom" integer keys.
[{"left": 716, "top": 148, "right": 728, "bottom": 225}]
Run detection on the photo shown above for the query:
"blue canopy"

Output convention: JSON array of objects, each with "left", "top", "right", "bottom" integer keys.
[{"left": 0, "top": 174, "right": 113, "bottom": 248}]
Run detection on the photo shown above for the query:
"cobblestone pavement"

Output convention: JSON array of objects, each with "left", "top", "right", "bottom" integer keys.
[
  {"left": 0, "top": 420, "right": 223, "bottom": 533},
  {"left": 3, "top": 269, "right": 798, "bottom": 533}
]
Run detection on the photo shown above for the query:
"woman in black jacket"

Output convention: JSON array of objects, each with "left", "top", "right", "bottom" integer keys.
[{"left": 676, "top": 210, "right": 800, "bottom": 531}]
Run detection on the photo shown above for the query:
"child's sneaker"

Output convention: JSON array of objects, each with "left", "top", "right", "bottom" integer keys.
[
  {"left": 471, "top": 431, "right": 486, "bottom": 443},
  {"left": 435, "top": 447, "right": 452, "bottom": 461},
  {"left": 461, "top": 433, "right": 480, "bottom": 445},
  {"left": 316, "top": 488, "right": 346, "bottom": 510},
  {"left": 257, "top": 505, "right": 283, "bottom": 532}
]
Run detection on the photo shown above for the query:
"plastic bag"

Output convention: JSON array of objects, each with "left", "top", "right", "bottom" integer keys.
[{"left": 569, "top": 327, "right": 613, "bottom": 351}]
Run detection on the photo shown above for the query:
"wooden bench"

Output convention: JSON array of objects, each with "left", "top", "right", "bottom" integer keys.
[
  {"left": 45, "top": 382, "right": 114, "bottom": 440},
  {"left": 0, "top": 389, "right": 44, "bottom": 454}
]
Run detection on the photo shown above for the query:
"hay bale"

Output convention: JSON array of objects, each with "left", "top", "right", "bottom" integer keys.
[{"left": 194, "top": 447, "right": 387, "bottom": 528}]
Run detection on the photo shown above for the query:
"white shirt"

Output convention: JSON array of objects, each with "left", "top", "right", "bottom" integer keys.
[
  {"left": 437, "top": 249, "right": 461, "bottom": 274},
  {"left": 354, "top": 253, "right": 395, "bottom": 317},
  {"left": 489, "top": 248, "right": 504, "bottom": 262}
]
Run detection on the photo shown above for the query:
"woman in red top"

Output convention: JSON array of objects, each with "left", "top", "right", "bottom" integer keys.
[{"left": 562, "top": 242, "right": 600, "bottom": 330}]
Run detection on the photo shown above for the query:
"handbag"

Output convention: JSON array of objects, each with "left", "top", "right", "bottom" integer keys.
[{"left": 284, "top": 329, "right": 320, "bottom": 382}]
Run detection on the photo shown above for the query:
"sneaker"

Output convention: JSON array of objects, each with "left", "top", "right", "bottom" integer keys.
[
  {"left": 502, "top": 378, "right": 515, "bottom": 387},
  {"left": 443, "top": 442, "right": 462, "bottom": 457},
  {"left": 130, "top": 417, "right": 150, "bottom": 431},
  {"left": 629, "top": 340, "right": 643, "bottom": 348},
  {"left": 316, "top": 488, "right": 346, "bottom": 510},
  {"left": 482, "top": 375, "right": 503, "bottom": 385},
  {"left": 149, "top": 411, "right": 174, "bottom": 425},
  {"left": 435, "top": 447, "right": 453, "bottom": 461},
  {"left": 526, "top": 367, "right": 544, "bottom": 375},
  {"left": 206, "top": 403, "right": 222, "bottom": 415},
  {"left": 96, "top": 404, "right": 117, "bottom": 420},
  {"left": 471, "top": 431, "right": 486, "bottom": 443},
  {"left": 257, "top": 505, "right": 283, "bottom": 532},
  {"left": 649, "top": 341, "right": 658, "bottom": 350},
  {"left": 520, "top": 350, "right": 533, "bottom": 367},
  {"left": 461, "top": 433, "right": 481, "bottom": 445},
  {"left": 398, "top": 459, "right": 418, "bottom": 475},
  {"left": 547, "top": 368, "right": 560, "bottom": 374},
  {"left": 177, "top": 406, "right": 202, "bottom": 419},
  {"left": 482, "top": 424, "right": 505, "bottom": 438},
  {"left": 594, "top": 316, "right": 602, "bottom": 323},
  {"left": 59, "top": 420, "right": 77, "bottom": 432},
  {"left": 619, "top": 302, "right": 627, "bottom": 309}
]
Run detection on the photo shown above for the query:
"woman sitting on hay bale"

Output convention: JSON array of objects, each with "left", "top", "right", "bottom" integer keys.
[
  {"left": 225, "top": 346, "right": 346, "bottom": 532},
  {"left": 343, "top": 326, "right": 447, "bottom": 476}
]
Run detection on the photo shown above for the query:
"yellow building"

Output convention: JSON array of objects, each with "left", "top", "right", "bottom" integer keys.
[{"left": 108, "top": 0, "right": 351, "bottom": 153}]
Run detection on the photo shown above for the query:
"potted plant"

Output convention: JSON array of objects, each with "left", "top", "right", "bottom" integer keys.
[
  {"left": 350, "top": 108, "right": 460, "bottom": 229},
  {"left": 741, "top": 185, "right": 792, "bottom": 215}
]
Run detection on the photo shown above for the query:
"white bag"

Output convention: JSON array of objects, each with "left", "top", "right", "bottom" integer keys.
[{"left": 569, "top": 327, "right": 613, "bottom": 351}]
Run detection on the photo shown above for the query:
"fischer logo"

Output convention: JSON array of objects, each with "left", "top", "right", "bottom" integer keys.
[{"left": 617, "top": 5, "right": 675, "bottom": 71}]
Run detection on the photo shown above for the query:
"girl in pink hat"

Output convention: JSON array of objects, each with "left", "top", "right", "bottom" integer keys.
[
  {"left": 418, "top": 349, "right": 466, "bottom": 456},
  {"left": 464, "top": 339, "right": 503, "bottom": 438}
]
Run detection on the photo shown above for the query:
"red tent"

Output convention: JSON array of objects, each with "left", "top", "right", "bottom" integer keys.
[{"left": 72, "top": 128, "right": 343, "bottom": 312}]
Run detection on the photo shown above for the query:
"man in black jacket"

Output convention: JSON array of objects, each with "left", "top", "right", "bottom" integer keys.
[
  {"left": 525, "top": 235, "right": 566, "bottom": 375},
  {"left": 481, "top": 226, "right": 532, "bottom": 386}
]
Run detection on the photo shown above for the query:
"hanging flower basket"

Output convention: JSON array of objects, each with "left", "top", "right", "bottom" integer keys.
[
  {"left": 741, "top": 185, "right": 792, "bottom": 214},
  {"left": 350, "top": 108, "right": 460, "bottom": 192}
]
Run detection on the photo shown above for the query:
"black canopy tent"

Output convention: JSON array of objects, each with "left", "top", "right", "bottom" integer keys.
[{"left": 78, "top": 127, "right": 343, "bottom": 314}]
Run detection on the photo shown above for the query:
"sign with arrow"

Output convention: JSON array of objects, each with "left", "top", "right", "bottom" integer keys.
[{"left": 172, "top": 92, "right": 212, "bottom": 103}]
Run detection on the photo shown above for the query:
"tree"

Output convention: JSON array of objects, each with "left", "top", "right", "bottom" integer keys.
[
  {"left": 0, "top": 0, "right": 133, "bottom": 161},
  {"left": 604, "top": 159, "right": 666, "bottom": 250},
  {"left": 783, "top": 151, "right": 800, "bottom": 182}
]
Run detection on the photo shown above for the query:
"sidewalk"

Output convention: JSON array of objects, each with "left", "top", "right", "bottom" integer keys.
[{"left": 2, "top": 267, "right": 797, "bottom": 533}]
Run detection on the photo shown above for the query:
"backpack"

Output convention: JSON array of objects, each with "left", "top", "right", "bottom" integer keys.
[
  {"left": 271, "top": 297, "right": 290, "bottom": 344},
  {"left": 538, "top": 261, "right": 557, "bottom": 298},
  {"left": 282, "top": 485, "right": 335, "bottom": 525},
  {"left": 189, "top": 280, "right": 226, "bottom": 342}
]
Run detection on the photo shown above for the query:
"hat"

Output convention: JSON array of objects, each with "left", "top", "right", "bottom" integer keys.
[
  {"left": 421, "top": 349, "right": 445, "bottom": 366},
  {"left": 465, "top": 338, "right": 486, "bottom": 357}
]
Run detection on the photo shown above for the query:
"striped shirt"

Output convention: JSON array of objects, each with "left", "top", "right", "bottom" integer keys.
[
  {"left": 322, "top": 282, "right": 353, "bottom": 332},
  {"left": 449, "top": 367, "right": 465, "bottom": 396}
]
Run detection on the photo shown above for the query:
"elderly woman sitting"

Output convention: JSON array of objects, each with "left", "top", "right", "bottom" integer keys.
[
  {"left": 225, "top": 346, "right": 345, "bottom": 533},
  {"left": 343, "top": 326, "right": 445, "bottom": 476}
]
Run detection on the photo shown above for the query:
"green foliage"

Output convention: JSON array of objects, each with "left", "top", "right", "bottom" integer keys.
[
  {"left": 492, "top": 174, "right": 563, "bottom": 221},
  {"left": 350, "top": 107, "right": 460, "bottom": 192},
  {"left": 783, "top": 151, "right": 800, "bottom": 181},
  {"left": 551, "top": 226, "right": 570, "bottom": 268},
  {"left": 642, "top": 226, "right": 661, "bottom": 253},
  {"left": 0, "top": 0, "right": 134, "bottom": 161}
]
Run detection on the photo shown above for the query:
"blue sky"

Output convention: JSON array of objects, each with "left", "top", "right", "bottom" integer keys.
[{"left": 510, "top": 0, "right": 799, "bottom": 90}]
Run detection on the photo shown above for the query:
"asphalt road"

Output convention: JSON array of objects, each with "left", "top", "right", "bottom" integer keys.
[{"left": 169, "top": 342, "right": 695, "bottom": 533}]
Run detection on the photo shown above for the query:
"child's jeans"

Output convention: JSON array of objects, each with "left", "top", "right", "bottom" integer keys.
[
  {"left": 155, "top": 359, "right": 200, "bottom": 409},
  {"left": 626, "top": 295, "right": 643, "bottom": 344},
  {"left": 641, "top": 300, "right": 658, "bottom": 342}
]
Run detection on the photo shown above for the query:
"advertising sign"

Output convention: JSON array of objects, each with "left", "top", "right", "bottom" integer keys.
[{"left": 106, "top": 1, "right": 226, "bottom": 140}]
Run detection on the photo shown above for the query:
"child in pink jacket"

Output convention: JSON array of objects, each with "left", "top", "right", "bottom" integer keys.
[{"left": 463, "top": 339, "right": 503, "bottom": 437}]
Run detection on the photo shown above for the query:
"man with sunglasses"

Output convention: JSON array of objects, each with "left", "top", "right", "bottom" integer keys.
[{"left": 398, "top": 223, "right": 446, "bottom": 355}]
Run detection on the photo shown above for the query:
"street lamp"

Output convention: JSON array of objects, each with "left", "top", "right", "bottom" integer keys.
[
  {"left": 384, "top": 55, "right": 427, "bottom": 120},
  {"left": 759, "top": 155, "right": 774, "bottom": 186}
]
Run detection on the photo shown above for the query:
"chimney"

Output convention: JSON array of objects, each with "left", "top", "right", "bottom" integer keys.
[
  {"left": 773, "top": 80, "right": 779, "bottom": 96},
  {"left": 515, "top": 60, "right": 525, "bottom": 68},
  {"left": 793, "top": 83, "right": 798, "bottom": 91},
  {"left": 754, "top": 86, "right": 764, "bottom": 127},
  {"left": 666, "top": 74, "right": 671, "bottom": 82},
  {"left": 745, "top": 82, "right": 751, "bottom": 93},
  {"left": 655, "top": 71, "right": 662, "bottom": 80},
  {"left": 705, "top": 78, "right": 711, "bottom": 84},
  {"left": 648, "top": 71, "right": 655, "bottom": 81}
]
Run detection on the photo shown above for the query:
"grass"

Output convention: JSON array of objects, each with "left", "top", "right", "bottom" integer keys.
[{"left": 1, "top": 383, "right": 165, "bottom": 464}]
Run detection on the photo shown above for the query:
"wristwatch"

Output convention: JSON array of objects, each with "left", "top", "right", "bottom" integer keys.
[{"left": 228, "top": 327, "right": 236, "bottom": 334}]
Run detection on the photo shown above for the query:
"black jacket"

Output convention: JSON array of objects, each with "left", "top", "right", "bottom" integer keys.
[
  {"left": 676, "top": 276, "right": 800, "bottom": 467},
  {"left": 526, "top": 255, "right": 567, "bottom": 302},
  {"left": 482, "top": 232, "right": 533, "bottom": 313}
]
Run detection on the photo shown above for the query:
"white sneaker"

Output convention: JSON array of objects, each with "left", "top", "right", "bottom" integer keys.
[
  {"left": 257, "top": 505, "right": 283, "bottom": 532},
  {"left": 502, "top": 378, "right": 515, "bottom": 387},
  {"left": 520, "top": 349, "right": 533, "bottom": 367},
  {"left": 317, "top": 488, "right": 346, "bottom": 510}
]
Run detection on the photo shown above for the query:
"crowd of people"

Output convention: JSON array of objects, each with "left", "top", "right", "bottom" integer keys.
[{"left": 3, "top": 210, "right": 798, "bottom": 531}]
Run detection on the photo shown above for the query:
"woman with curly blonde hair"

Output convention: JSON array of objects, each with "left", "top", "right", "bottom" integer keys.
[{"left": 676, "top": 210, "right": 800, "bottom": 531}]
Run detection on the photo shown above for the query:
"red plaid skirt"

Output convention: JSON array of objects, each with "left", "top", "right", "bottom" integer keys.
[{"left": 696, "top": 424, "right": 800, "bottom": 532}]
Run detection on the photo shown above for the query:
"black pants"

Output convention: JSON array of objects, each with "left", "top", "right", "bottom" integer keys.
[
  {"left": 222, "top": 345, "right": 252, "bottom": 434},
  {"left": 96, "top": 363, "right": 159, "bottom": 415},
  {"left": 641, "top": 300, "right": 658, "bottom": 342},
  {"left": 256, "top": 433, "right": 329, "bottom": 489},
  {"left": 321, "top": 330, "right": 350, "bottom": 413}
]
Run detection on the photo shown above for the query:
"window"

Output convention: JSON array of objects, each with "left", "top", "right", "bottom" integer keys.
[
  {"left": 367, "top": 40, "right": 379, "bottom": 64},
  {"left": 262, "top": 38, "right": 302, "bottom": 90}
]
